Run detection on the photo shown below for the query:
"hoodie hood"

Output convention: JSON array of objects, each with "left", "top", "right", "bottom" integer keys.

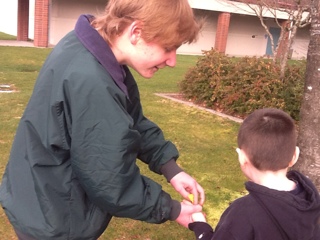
[{"left": 246, "top": 170, "right": 320, "bottom": 240}]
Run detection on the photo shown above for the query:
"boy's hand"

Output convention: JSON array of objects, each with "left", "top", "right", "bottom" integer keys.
[{"left": 191, "top": 212, "right": 206, "bottom": 222}]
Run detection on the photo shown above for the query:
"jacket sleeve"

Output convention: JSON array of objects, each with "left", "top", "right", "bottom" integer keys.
[
  {"left": 124, "top": 67, "right": 180, "bottom": 175},
  {"left": 188, "top": 222, "right": 215, "bottom": 240},
  {"left": 66, "top": 62, "right": 178, "bottom": 223},
  {"left": 188, "top": 221, "right": 237, "bottom": 240}
]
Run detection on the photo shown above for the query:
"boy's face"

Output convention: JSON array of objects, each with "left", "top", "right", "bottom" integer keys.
[{"left": 130, "top": 39, "right": 177, "bottom": 78}]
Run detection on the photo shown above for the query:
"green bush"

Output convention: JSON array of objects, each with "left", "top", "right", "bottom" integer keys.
[
  {"left": 180, "top": 49, "right": 233, "bottom": 106},
  {"left": 179, "top": 49, "right": 305, "bottom": 121}
]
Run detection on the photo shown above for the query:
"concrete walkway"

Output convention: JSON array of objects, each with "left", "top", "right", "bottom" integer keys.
[
  {"left": 0, "top": 40, "right": 34, "bottom": 47},
  {"left": 155, "top": 93, "right": 243, "bottom": 123}
]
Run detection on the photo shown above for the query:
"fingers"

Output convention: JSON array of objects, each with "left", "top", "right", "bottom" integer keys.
[
  {"left": 182, "top": 201, "right": 206, "bottom": 223},
  {"left": 190, "top": 191, "right": 198, "bottom": 205},
  {"left": 176, "top": 201, "right": 203, "bottom": 227},
  {"left": 183, "top": 199, "right": 192, "bottom": 205},
  {"left": 181, "top": 200, "right": 202, "bottom": 213},
  {"left": 197, "top": 184, "right": 205, "bottom": 205},
  {"left": 181, "top": 200, "right": 206, "bottom": 222},
  {"left": 170, "top": 171, "right": 205, "bottom": 205},
  {"left": 190, "top": 184, "right": 205, "bottom": 205}
]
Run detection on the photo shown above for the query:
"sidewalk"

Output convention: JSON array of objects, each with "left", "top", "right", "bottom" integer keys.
[
  {"left": 0, "top": 40, "right": 35, "bottom": 47},
  {"left": 155, "top": 93, "right": 243, "bottom": 123}
]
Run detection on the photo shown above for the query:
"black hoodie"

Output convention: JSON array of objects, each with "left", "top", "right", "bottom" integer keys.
[{"left": 189, "top": 170, "right": 320, "bottom": 240}]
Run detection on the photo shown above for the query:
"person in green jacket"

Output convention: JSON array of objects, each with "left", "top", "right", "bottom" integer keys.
[{"left": 0, "top": 0, "right": 205, "bottom": 239}]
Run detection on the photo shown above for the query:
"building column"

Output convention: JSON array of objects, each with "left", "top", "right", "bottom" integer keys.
[
  {"left": 17, "top": 0, "right": 29, "bottom": 41},
  {"left": 215, "top": 12, "right": 231, "bottom": 54},
  {"left": 34, "top": 0, "right": 49, "bottom": 47}
]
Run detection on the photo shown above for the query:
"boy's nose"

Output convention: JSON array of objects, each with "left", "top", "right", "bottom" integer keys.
[{"left": 166, "top": 50, "right": 177, "bottom": 67}]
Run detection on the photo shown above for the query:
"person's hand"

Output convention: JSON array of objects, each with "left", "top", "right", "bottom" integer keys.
[
  {"left": 184, "top": 200, "right": 207, "bottom": 223},
  {"left": 175, "top": 200, "right": 202, "bottom": 228},
  {"left": 191, "top": 212, "right": 206, "bottom": 222},
  {"left": 170, "top": 171, "right": 205, "bottom": 205}
]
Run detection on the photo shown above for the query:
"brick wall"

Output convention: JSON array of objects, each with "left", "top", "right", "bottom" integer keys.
[
  {"left": 34, "top": 0, "right": 49, "bottom": 47},
  {"left": 17, "top": 0, "right": 29, "bottom": 41},
  {"left": 215, "top": 12, "right": 231, "bottom": 53}
]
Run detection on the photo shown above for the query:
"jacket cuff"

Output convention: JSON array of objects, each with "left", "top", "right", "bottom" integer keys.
[
  {"left": 160, "top": 159, "right": 183, "bottom": 182},
  {"left": 170, "top": 200, "right": 181, "bottom": 220},
  {"left": 188, "top": 222, "right": 214, "bottom": 239}
]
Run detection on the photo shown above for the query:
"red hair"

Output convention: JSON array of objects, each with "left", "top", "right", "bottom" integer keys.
[{"left": 91, "top": 0, "right": 202, "bottom": 49}]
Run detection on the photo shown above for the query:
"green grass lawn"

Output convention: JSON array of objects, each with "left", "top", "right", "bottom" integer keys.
[
  {"left": 0, "top": 40, "right": 245, "bottom": 239},
  {"left": 0, "top": 32, "right": 16, "bottom": 40}
]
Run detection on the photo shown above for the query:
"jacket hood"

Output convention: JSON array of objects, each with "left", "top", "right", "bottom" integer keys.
[{"left": 246, "top": 170, "right": 320, "bottom": 239}]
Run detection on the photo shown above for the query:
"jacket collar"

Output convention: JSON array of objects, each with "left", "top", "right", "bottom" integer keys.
[{"left": 74, "top": 14, "right": 128, "bottom": 97}]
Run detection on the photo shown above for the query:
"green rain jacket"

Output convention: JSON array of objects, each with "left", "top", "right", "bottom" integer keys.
[{"left": 0, "top": 15, "right": 181, "bottom": 239}]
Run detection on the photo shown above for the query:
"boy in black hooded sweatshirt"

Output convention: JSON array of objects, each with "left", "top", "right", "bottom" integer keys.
[{"left": 189, "top": 108, "right": 320, "bottom": 240}]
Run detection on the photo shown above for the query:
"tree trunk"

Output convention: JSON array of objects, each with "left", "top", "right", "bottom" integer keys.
[{"left": 293, "top": 0, "right": 320, "bottom": 191}]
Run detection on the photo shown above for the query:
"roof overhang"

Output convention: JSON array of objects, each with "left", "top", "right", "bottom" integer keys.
[{"left": 188, "top": 0, "right": 309, "bottom": 20}]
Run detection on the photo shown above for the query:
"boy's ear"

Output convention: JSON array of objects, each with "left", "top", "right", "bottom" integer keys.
[
  {"left": 236, "top": 148, "right": 248, "bottom": 166},
  {"left": 289, "top": 146, "right": 300, "bottom": 167},
  {"left": 129, "top": 21, "right": 142, "bottom": 45}
]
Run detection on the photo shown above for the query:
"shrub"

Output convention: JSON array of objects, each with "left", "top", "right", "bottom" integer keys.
[
  {"left": 179, "top": 49, "right": 305, "bottom": 121},
  {"left": 180, "top": 49, "right": 233, "bottom": 106}
]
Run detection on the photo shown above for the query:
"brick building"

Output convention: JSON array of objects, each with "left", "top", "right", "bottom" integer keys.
[{"left": 16, "top": 0, "right": 310, "bottom": 59}]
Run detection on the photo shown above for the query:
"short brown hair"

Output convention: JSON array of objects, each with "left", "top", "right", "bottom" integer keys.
[
  {"left": 91, "top": 0, "right": 201, "bottom": 49},
  {"left": 237, "top": 108, "right": 297, "bottom": 171}
]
